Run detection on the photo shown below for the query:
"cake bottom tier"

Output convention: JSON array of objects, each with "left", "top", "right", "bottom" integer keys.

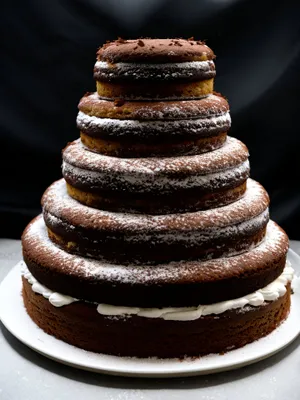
[{"left": 22, "top": 277, "right": 291, "bottom": 359}]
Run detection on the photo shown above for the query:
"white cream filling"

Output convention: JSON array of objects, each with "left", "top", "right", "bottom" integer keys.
[
  {"left": 22, "top": 262, "right": 293, "bottom": 321},
  {"left": 22, "top": 266, "right": 78, "bottom": 307},
  {"left": 94, "top": 60, "right": 214, "bottom": 72}
]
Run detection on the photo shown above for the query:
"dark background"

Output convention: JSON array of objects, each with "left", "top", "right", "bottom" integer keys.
[{"left": 1, "top": 0, "right": 300, "bottom": 239}]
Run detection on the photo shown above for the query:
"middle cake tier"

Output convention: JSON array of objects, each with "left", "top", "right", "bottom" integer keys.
[
  {"left": 77, "top": 92, "right": 231, "bottom": 158},
  {"left": 42, "top": 178, "right": 269, "bottom": 265},
  {"left": 62, "top": 136, "right": 249, "bottom": 214}
]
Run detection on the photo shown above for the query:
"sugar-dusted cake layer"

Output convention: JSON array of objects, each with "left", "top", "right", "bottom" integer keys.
[
  {"left": 42, "top": 179, "right": 269, "bottom": 265},
  {"left": 22, "top": 216, "right": 287, "bottom": 307},
  {"left": 62, "top": 137, "right": 247, "bottom": 193},
  {"left": 95, "top": 39, "right": 215, "bottom": 99},
  {"left": 62, "top": 137, "right": 249, "bottom": 214},
  {"left": 78, "top": 93, "right": 229, "bottom": 121},
  {"left": 77, "top": 93, "right": 230, "bottom": 157}
]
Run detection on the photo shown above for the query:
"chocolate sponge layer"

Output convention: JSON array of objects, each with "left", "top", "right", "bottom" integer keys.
[{"left": 22, "top": 277, "right": 291, "bottom": 358}]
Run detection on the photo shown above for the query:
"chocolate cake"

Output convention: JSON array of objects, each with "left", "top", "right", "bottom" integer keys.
[
  {"left": 78, "top": 93, "right": 230, "bottom": 157},
  {"left": 21, "top": 38, "right": 293, "bottom": 358}
]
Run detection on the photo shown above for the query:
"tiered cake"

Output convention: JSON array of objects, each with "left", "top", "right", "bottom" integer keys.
[{"left": 21, "top": 38, "right": 293, "bottom": 358}]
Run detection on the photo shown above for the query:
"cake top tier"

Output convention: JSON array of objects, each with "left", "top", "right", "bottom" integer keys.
[{"left": 97, "top": 38, "right": 215, "bottom": 63}]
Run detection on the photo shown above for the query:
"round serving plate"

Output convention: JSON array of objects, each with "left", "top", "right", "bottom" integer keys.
[{"left": 1, "top": 250, "right": 300, "bottom": 378}]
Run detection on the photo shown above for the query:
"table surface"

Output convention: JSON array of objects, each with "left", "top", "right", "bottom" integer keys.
[{"left": 1, "top": 239, "right": 300, "bottom": 400}]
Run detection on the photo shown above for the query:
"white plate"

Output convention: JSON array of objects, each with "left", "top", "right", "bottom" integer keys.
[{"left": 1, "top": 250, "right": 300, "bottom": 378}]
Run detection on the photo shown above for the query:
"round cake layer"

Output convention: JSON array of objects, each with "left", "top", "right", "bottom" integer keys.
[
  {"left": 62, "top": 137, "right": 249, "bottom": 213},
  {"left": 22, "top": 217, "right": 288, "bottom": 307},
  {"left": 63, "top": 137, "right": 246, "bottom": 192},
  {"left": 78, "top": 93, "right": 229, "bottom": 121},
  {"left": 42, "top": 179, "right": 269, "bottom": 265},
  {"left": 94, "top": 60, "right": 216, "bottom": 82},
  {"left": 80, "top": 131, "right": 227, "bottom": 158},
  {"left": 22, "top": 260, "right": 292, "bottom": 358},
  {"left": 77, "top": 93, "right": 230, "bottom": 157},
  {"left": 22, "top": 261, "right": 293, "bottom": 319},
  {"left": 97, "top": 38, "right": 215, "bottom": 63},
  {"left": 65, "top": 176, "right": 246, "bottom": 214},
  {"left": 96, "top": 79, "right": 214, "bottom": 101},
  {"left": 96, "top": 79, "right": 214, "bottom": 100}
]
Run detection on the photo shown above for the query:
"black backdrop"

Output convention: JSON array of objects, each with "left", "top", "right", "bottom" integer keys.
[{"left": 1, "top": 0, "right": 300, "bottom": 238}]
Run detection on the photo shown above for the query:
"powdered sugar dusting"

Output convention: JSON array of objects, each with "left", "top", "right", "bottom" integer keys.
[
  {"left": 76, "top": 111, "right": 231, "bottom": 137},
  {"left": 62, "top": 137, "right": 249, "bottom": 192},
  {"left": 80, "top": 93, "right": 229, "bottom": 120},
  {"left": 63, "top": 137, "right": 247, "bottom": 175},
  {"left": 63, "top": 160, "right": 249, "bottom": 192}
]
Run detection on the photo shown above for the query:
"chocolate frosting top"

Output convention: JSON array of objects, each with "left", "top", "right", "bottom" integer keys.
[{"left": 97, "top": 38, "right": 215, "bottom": 63}]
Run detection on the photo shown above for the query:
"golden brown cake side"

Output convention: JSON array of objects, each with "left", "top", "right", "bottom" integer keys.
[{"left": 95, "top": 79, "right": 214, "bottom": 100}]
